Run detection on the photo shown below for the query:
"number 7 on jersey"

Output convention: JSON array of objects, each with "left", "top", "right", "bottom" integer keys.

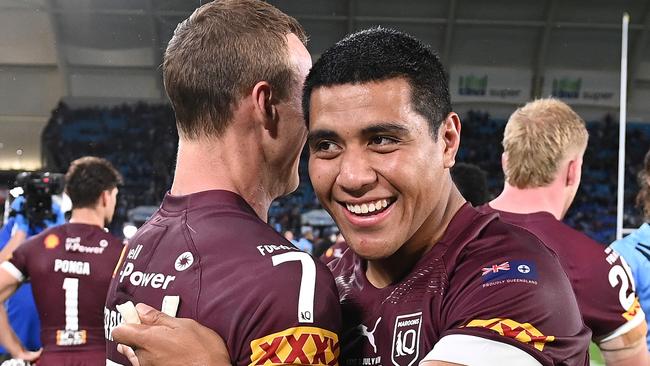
[{"left": 272, "top": 252, "right": 316, "bottom": 324}]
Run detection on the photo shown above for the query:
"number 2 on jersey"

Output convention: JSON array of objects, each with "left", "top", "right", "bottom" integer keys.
[
  {"left": 608, "top": 261, "right": 636, "bottom": 311},
  {"left": 272, "top": 252, "right": 316, "bottom": 324}
]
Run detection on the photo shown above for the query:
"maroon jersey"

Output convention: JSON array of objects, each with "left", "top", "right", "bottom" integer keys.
[
  {"left": 478, "top": 205, "right": 644, "bottom": 342},
  {"left": 104, "top": 190, "right": 341, "bottom": 366},
  {"left": 329, "top": 204, "right": 590, "bottom": 366},
  {"left": 320, "top": 241, "right": 349, "bottom": 265},
  {"left": 1, "top": 223, "right": 123, "bottom": 359}
]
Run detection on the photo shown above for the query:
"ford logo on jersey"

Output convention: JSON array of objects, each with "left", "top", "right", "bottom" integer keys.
[{"left": 481, "top": 260, "right": 538, "bottom": 284}]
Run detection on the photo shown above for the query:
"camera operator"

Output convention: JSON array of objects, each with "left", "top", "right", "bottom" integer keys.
[
  {"left": 0, "top": 178, "right": 66, "bottom": 363},
  {"left": 0, "top": 156, "right": 124, "bottom": 366}
]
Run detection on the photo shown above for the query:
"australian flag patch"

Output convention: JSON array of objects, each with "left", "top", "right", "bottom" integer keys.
[{"left": 481, "top": 260, "right": 538, "bottom": 287}]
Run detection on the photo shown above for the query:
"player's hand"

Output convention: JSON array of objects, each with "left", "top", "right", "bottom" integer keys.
[
  {"left": 44, "top": 202, "right": 65, "bottom": 228},
  {"left": 112, "top": 303, "right": 231, "bottom": 366},
  {"left": 15, "top": 347, "right": 41, "bottom": 362},
  {"left": 12, "top": 213, "right": 30, "bottom": 236}
]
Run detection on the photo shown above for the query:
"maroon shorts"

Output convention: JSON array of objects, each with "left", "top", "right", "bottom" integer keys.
[{"left": 36, "top": 350, "right": 105, "bottom": 366}]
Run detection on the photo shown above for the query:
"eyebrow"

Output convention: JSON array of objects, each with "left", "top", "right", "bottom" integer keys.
[
  {"left": 307, "top": 129, "right": 339, "bottom": 146},
  {"left": 361, "top": 122, "right": 410, "bottom": 136}
]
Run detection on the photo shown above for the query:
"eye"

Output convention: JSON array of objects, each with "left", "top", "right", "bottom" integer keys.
[
  {"left": 316, "top": 140, "right": 338, "bottom": 151},
  {"left": 310, "top": 140, "right": 342, "bottom": 159},
  {"left": 370, "top": 136, "right": 398, "bottom": 146}
]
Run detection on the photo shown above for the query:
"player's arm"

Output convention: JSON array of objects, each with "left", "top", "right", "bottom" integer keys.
[
  {"left": 0, "top": 264, "right": 40, "bottom": 361},
  {"left": 0, "top": 230, "right": 26, "bottom": 261},
  {"left": 586, "top": 246, "right": 650, "bottom": 365},
  {"left": 599, "top": 319, "right": 649, "bottom": 365},
  {"left": 113, "top": 303, "right": 231, "bottom": 366}
]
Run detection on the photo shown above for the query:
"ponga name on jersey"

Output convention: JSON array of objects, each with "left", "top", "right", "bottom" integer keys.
[
  {"left": 54, "top": 259, "right": 91, "bottom": 276},
  {"left": 118, "top": 262, "right": 176, "bottom": 289}
]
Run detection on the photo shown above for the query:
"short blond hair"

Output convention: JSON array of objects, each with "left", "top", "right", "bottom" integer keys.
[{"left": 503, "top": 98, "right": 588, "bottom": 188}]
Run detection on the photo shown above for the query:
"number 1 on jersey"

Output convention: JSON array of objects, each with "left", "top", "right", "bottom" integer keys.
[
  {"left": 272, "top": 252, "right": 316, "bottom": 324},
  {"left": 58, "top": 277, "right": 86, "bottom": 346}
]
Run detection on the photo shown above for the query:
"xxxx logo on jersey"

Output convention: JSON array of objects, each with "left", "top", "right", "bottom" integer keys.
[
  {"left": 249, "top": 327, "right": 339, "bottom": 366},
  {"left": 465, "top": 318, "right": 555, "bottom": 351},
  {"left": 623, "top": 297, "right": 642, "bottom": 321}
]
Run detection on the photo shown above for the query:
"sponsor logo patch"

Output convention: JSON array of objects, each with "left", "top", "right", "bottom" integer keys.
[
  {"left": 358, "top": 317, "right": 381, "bottom": 353},
  {"left": 465, "top": 318, "right": 555, "bottom": 351},
  {"left": 44, "top": 234, "right": 60, "bottom": 249},
  {"left": 481, "top": 260, "right": 538, "bottom": 287},
  {"left": 175, "top": 251, "right": 194, "bottom": 271},
  {"left": 64, "top": 236, "right": 106, "bottom": 254},
  {"left": 249, "top": 327, "right": 339, "bottom": 366},
  {"left": 56, "top": 329, "right": 87, "bottom": 346},
  {"left": 391, "top": 312, "right": 422, "bottom": 366}
]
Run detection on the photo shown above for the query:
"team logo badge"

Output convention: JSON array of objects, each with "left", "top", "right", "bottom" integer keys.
[
  {"left": 391, "top": 312, "right": 422, "bottom": 366},
  {"left": 174, "top": 251, "right": 194, "bottom": 271},
  {"left": 44, "top": 234, "right": 60, "bottom": 249}
]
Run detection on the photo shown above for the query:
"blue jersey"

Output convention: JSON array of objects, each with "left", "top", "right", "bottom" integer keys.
[
  {"left": 0, "top": 218, "right": 41, "bottom": 354},
  {"left": 610, "top": 223, "right": 650, "bottom": 351}
]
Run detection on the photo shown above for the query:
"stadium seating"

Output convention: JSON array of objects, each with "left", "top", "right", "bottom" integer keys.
[{"left": 41, "top": 103, "right": 650, "bottom": 243}]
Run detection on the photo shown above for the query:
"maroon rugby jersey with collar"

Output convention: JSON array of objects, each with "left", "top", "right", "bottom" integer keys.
[
  {"left": 478, "top": 205, "right": 644, "bottom": 342},
  {"left": 328, "top": 204, "right": 590, "bottom": 366},
  {"left": 104, "top": 190, "right": 341, "bottom": 366},
  {"left": 2, "top": 223, "right": 123, "bottom": 358}
]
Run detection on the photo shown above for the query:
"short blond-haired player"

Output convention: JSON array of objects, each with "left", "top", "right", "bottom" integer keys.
[{"left": 479, "top": 98, "right": 648, "bottom": 365}]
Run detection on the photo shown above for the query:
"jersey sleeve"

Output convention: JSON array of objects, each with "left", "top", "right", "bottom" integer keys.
[
  {"left": 195, "top": 224, "right": 342, "bottom": 366},
  {"left": 577, "top": 244, "right": 645, "bottom": 342},
  {"left": 2, "top": 238, "right": 33, "bottom": 282},
  {"left": 427, "top": 228, "right": 590, "bottom": 366}
]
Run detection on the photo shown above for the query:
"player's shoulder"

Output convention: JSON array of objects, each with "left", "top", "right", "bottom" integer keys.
[
  {"left": 612, "top": 223, "right": 650, "bottom": 254},
  {"left": 15, "top": 225, "right": 63, "bottom": 253},
  {"left": 456, "top": 211, "right": 557, "bottom": 265}
]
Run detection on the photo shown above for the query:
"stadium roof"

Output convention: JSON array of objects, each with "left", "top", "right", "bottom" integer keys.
[{"left": 1, "top": 0, "right": 650, "bottom": 169}]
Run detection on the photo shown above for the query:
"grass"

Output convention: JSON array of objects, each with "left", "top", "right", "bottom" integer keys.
[{"left": 589, "top": 342, "right": 604, "bottom": 366}]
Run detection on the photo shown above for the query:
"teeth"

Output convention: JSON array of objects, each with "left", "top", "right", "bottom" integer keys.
[{"left": 345, "top": 199, "right": 391, "bottom": 215}]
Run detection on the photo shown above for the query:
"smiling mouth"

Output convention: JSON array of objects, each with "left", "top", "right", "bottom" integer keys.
[{"left": 342, "top": 198, "right": 395, "bottom": 216}]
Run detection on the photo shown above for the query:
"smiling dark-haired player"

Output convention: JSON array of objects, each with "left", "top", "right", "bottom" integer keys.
[{"left": 302, "top": 27, "right": 590, "bottom": 366}]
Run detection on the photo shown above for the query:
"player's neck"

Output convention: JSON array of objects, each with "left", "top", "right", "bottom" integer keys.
[
  {"left": 170, "top": 135, "right": 273, "bottom": 222},
  {"left": 366, "top": 184, "right": 466, "bottom": 288},
  {"left": 490, "top": 183, "right": 564, "bottom": 220},
  {"left": 68, "top": 208, "right": 106, "bottom": 229}
]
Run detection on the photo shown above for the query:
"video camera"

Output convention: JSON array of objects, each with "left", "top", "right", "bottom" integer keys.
[{"left": 10, "top": 172, "right": 64, "bottom": 231}]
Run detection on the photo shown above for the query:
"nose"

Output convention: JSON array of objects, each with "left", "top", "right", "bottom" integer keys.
[{"left": 336, "top": 151, "right": 377, "bottom": 194}]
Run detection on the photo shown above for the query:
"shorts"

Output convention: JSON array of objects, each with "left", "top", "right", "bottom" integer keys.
[{"left": 36, "top": 350, "right": 105, "bottom": 366}]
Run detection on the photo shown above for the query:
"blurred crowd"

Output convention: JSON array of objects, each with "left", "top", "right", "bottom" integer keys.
[{"left": 39, "top": 103, "right": 650, "bottom": 245}]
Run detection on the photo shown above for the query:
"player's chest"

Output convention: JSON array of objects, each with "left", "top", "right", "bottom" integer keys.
[
  {"left": 339, "top": 278, "right": 446, "bottom": 366},
  {"left": 340, "top": 300, "right": 439, "bottom": 366}
]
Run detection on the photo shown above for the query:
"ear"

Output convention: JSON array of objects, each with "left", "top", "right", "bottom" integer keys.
[
  {"left": 566, "top": 159, "right": 579, "bottom": 187},
  {"left": 100, "top": 190, "right": 109, "bottom": 208},
  {"left": 252, "top": 81, "right": 278, "bottom": 137},
  {"left": 501, "top": 152, "right": 508, "bottom": 172},
  {"left": 441, "top": 112, "right": 461, "bottom": 169}
]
